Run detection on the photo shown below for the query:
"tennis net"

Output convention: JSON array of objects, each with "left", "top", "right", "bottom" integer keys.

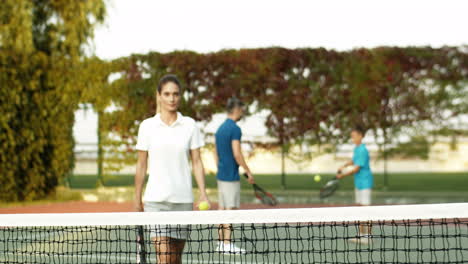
[{"left": 0, "top": 203, "right": 467, "bottom": 263}]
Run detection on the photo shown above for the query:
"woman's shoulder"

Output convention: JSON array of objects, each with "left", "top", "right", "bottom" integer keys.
[
  {"left": 139, "top": 116, "right": 156, "bottom": 128},
  {"left": 180, "top": 113, "right": 197, "bottom": 126}
]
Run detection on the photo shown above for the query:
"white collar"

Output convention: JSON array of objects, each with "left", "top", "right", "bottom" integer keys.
[{"left": 154, "top": 112, "right": 184, "bottom": 127}]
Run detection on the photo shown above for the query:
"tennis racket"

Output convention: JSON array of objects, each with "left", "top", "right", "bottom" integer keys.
[
  {"left": 319, "top": 171, "right": 341, "bottom": 199},
  {"left": 243, "top": 173, "right": 278, "bottom": 206},
  {"left": 136, "top": 226, "right": 147, "bottom": 264}
]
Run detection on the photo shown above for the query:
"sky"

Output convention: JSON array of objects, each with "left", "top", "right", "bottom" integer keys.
[
  {"left": 76, "top": 0, "right": 468, "bottom": 146},
  {"left": 93, "top": 0, "right": 468, "bottom": 60}
]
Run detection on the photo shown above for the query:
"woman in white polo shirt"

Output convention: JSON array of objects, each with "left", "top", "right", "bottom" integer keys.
[{"left": 134, "top": 74, "right": 210, "bottom": 264}]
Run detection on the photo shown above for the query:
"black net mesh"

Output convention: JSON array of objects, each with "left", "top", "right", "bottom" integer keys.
[{"left": 1, "top": 218, "right": 467, "bottom": 263}]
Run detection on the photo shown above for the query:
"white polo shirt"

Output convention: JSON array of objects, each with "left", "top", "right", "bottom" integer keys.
[{"left": 135, "top": 112, "right": 205, "bottom": 203}]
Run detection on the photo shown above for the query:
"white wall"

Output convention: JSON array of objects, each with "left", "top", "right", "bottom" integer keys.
[{"left": 73, "top": 141, "right": 468, "bottom": 175}]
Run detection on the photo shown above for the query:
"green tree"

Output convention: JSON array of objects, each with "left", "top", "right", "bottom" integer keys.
[
  {"left": 93, "top": 47, "right": 467, "bottom": 186},
  {"left": 0, "top": 0, "right": 106, "bottom": 201}
]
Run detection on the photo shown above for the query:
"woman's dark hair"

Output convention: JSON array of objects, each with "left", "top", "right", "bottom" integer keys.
[
  {"left": 226, "top": 97, "right": 244, "bottom": 113},
  {"left": 352, "top": 125, "right": 367, "bottom": 137},
  {"left": 157, "top": 74, "right": 181, "bottom": 93}
]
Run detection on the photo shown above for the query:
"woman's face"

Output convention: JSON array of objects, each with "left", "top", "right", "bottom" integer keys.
[{"left": 158, "top": 82, "right": 180, "bottom": 113}]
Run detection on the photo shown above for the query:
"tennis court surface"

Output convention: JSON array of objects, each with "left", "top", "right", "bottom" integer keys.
[{"left": 0, "top": 203, "right": 467, "bottom": 263}]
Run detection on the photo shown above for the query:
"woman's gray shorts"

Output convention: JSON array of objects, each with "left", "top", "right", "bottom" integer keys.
[{"left": 144, "top": 202, "right": 193, "bottom": 240}]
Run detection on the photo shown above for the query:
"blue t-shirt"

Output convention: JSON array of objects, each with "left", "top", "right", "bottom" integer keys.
[
  {"left": 215, "top": 119, "right": 242, "bottom": 181},
  {"left": 353, "top": 144, "right": 374, "bottom": 190}
]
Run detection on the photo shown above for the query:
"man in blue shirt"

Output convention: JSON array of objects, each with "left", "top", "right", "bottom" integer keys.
[
  {"left": 337, "top": 125, "right": 374, "bottom": 244},
  {"left": 214, "top": 97, "right": 255, "bottom": 254}
]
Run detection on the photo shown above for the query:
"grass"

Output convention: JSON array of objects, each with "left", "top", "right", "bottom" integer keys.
[
  {"left": 206, "top": 172, "right": 468, "bottom": 192},
  {"left": 0, "top": 186, "right": 83, "bottom": 208},
  {"left": 3, "top": 172, "right": 466, "bottom": 206},
  {"left": 67, "top": 174, "right": 134, "bottom": 188},
  {"left": 69, "top": 172, "right": 468, "bottom": 192},
  {"left": 1, "top": 172, "right": 464, "bottom": 207}
]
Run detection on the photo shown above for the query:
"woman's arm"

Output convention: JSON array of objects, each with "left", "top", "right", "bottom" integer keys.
[
  {"left": 190, "top": 148, "right": 210, "bottom": 205},
  {"left": 134, "top": 150, "right": 148, "bottom": 211}
]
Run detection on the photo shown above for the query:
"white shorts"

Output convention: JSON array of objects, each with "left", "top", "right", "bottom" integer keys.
[
  {"left": 355, "top": 188, "right": 372, "bottom": 206},
  {"left": 217, "top": 180, "right": 241, "bottom": 209}
]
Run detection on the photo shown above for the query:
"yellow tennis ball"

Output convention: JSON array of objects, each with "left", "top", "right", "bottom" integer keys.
[
  {"left": 314, "top": 174, "right": 321, "bottom": 182},
  {"left": 198, "top": 201, "right": 210, "bottom": 211}
]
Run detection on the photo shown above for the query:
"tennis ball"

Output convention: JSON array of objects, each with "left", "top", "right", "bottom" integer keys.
[
  {"left": 314, "top": 174, "right": 321, "bottom": 182},
  {"left": 198, "top": 201, "right": 210, "bottom": 211}
]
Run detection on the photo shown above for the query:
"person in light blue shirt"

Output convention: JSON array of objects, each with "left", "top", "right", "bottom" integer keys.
[
  {"left": 337, "top": 125, "right": 374, "bottom": 244},
  {"left": 352, "top": 143, "right": 374, "bottom": 190}
]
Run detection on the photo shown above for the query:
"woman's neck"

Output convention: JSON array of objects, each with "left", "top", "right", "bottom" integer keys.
[{"left": 160, "top": 110, "right": 178, "bottom": 126}]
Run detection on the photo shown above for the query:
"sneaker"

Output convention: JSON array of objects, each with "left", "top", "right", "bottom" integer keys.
[{"left": 215, "top": 242, "right": 246, "bottom": 255}]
